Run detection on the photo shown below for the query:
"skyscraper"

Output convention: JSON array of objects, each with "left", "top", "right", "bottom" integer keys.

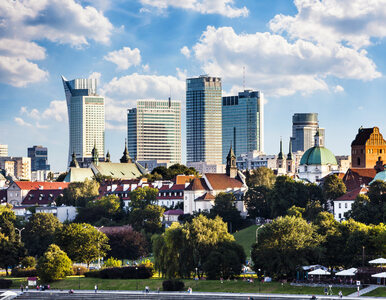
[
  {"left": 186, "top": 75, "right": 222, "bottom": 164},
  {"left": 28, "top": 145, "right": 50, "bottom": 171},
  {"left": 222, "top": 90, "right": 264, "bottom": 163},
  {"left": 127, "top": 99, "right": 181, "bottom": 163},
  {"left": 62, "top": 76, "right": 105, "bottom": 167},
  {"left": 291, "top": 113, "right": 325, "bottom": 152}
]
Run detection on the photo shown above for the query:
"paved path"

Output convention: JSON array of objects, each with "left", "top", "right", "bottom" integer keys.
[{"left": 348, "top": 285, "right": 379, "bottom": 297}]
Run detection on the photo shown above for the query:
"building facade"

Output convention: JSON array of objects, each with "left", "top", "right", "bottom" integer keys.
[
  {"left": 0, "top": 144, "right": 8, "bottom": 157},
  {"left": 186, "top": 76, "right": 222, "bottom": 164},
  {"left": 0, "top": 157, "right": 31, "bottom": 180},
  {"left": 127, "top": 99, "right": 181, "bottom": 163},
  {"left": 28, "top": 145, "right": 50, "bottom": 171},
  {"left": 351, "top": 127, "right": 386, "bottom": 168},
  {"left": 62, "top": 76, "right": 105, "bottom": 167},
  {"left": 291, "top": 113, "right": 325, "bottom": 152},
  {"left": 222, "top": 90, "right": 264, "bottom": 163}
]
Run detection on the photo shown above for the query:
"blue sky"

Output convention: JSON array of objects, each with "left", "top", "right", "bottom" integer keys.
[{"left": 0, "top": 0, "right": 385, "bottom": 172}]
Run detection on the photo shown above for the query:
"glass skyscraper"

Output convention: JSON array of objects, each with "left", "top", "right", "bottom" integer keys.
[
  {"left": 186, "top": 76, "right": 222, "bottom": 164},
  {"left": 127, "top": 99, "right": 181, "bottom": 163},
  {"left": 28, "top": 145, "right": 50, "bottom": 171},
  {"left": 222, "top": 90, "right": 264, "bottom": 163},
  {"left": 291, "top": 113, "right": 325, "bottom": 152},
  {"left": 62, "top": 76, "right": 105, "bottom": 166}
]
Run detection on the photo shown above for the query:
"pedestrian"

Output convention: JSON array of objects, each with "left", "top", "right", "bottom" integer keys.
[
  {"left": 20, "top": 284, "right": 24, "bottom": 292},
  {"left": 324, "top": 287, "right": 328, "bottom": 295},
  {"left": 94, "top": 284, "right": 98, "bottom": 293},
  {"left": 145, "top": 286, "right": 149, "bottom": 293},
  {"left": 339, "top": 290, "right": 343, "bottom": 298},
  {"left": 26, "top": 285, "right": 29, "bottom": 292}
]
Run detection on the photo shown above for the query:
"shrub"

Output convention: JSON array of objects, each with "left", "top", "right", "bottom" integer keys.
[
  {"left": 21, "top": 256, "right": 36, "bottom": 268},
  {"left": 162, "top": 279, "right": 185, "bottom": 291},
  {"left": 84, "top": 266, "right": 153, "bottom": 279},
  {"left": 72, "top": 265, "right": 88, "bottom": 275},
  {"left": 11, "top": 268, "right": 37, "bottom": 277},
  {"left": 104, "top": 257, "right": 122, "bottom": 268},
  {"left": 0, "top": 279, "right": 12, "bottom": 289}
]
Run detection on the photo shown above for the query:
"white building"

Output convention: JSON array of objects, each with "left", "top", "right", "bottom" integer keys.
[
  {"left": 127, "top": 99, "right": 181, "bottom": 164},
  {"left": 0, "top": 157, "right": 31, "bottom": 180},
  {"left": 236, "top": 151, "right": 276, "bottom": 171},
  {"left": 62, "top": 76, "right": 105, "bottom": 167},
  {"left": 36, "top": 206, "right": 77, "bottom": 222},
  {"left": 0, "top": 144, "right": 8, "bottom": 157},
  {"left": 137, "top": 160, "right": 175, "bottom": 172},
  {"left": 187, "top": 161, "right": 225, "bottom": 174},
  {"left": 333, "top": 186, "right": 368, "bottom": 221}
]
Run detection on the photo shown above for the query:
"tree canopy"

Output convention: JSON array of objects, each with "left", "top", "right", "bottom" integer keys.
[
  {"left": 57, "top": 179, "right": 99, "bottom": 207},
  {"left": 245, "top": 167, "right": 276, "bottom": 188},
  {"left": 322, "top": 174, "right": 346, "bottom": 200},
  {"left": 151, "top": 164, "right": 198, "bottom": 180},
  {"left": 37, "top": 244, "right": 73, "bottom": 282}
]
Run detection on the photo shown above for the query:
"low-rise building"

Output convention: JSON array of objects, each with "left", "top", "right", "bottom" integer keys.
[
  {"left": 343, "top": 168, "right": 377, "bottom": 191},
  {"left": 35, "top": 206, "right": 77, "bottom": 222},
  {"left": 187, "top": 161, "right": 225, "bottom": 174},
  {"left": 333, "top": 186, "right": 368, "bottom": 221},
  {"left": 0, "top": 157, "right": 31, "bottom": 180}
]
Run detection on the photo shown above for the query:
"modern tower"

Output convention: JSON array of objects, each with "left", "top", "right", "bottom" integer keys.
[
  {"left": 291, "top": 113, "right": 325, "bottom": 152},
  {"left": 127, "top": 99, "right": 181, "bottom": 163},
  {"left": 28, "top": 145, "right": 50, "bottom": 171},
  {"left": 222, "top": 90, "right": 264, "bottom": 163},
  {"left": 186, "top": 75, "right": 222, "bottom": 164},
  {"left": 62, "top": 76, "right": 105, "bottom": 167}
]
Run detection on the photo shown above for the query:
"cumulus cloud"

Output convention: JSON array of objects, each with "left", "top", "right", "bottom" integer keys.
[
  {"left": 89, "top": 72, "right": 102, "bottom": 82},
  {"left": 180, "top": 46, "right": 191, "bottom": 58},
  {"left": 104, "top": 47, "right": 141, "bottom": 70},
  {"left": 269, "top": 0, "right": 386, "bottom": 49},
  {"left": 14, "top": 117, "right": 32, "bottom": 127},
  {"left": 190, "top": 26, "right": 380, "bottom": 96},
  {"left": 0, "top": 0, "right": 113, "bottom": 87},
  {"left": 334, "top": 85, "right": 344, "bottom": 93},
  {"left": 140, "top": 0, "right": 248, "bottom": 18},
  {"left": 41, "top": 100, "right": 68, "bottom": 122}
]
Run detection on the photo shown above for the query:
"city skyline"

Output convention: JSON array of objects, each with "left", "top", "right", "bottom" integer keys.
[{"left": 0, "top": 0, "right": 385, "bottom": 171}]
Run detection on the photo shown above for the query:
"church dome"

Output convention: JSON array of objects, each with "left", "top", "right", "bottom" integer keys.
[
  {"left": 370, "top": 170, "right": 386, "bottom": 185},
  {"left": 300, "top": 146, "right": 337, "bottom": 166}
]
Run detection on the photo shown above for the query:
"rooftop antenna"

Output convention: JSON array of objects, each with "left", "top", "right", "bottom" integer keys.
[
  {"left": 168, "top": 85, "right": 171, "bottom": 108},
  {"left": 243, "top": 66, "right": 245, "bottom": 90}
]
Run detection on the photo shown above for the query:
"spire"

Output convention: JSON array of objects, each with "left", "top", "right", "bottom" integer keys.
[
  {"left": 287, "top": 139, "right": 293, "bottom": 160},
  {"left": 69, "top": 151, "right": 79, "bottom": 168},
  {"left": 120, "top": 139, "right": 132, "bottom": 163},
  {"left": 226, "top": 143, "right": 237, "bottom": 178},
  {"left": 105, "top": 150, "right": 111, "bottom": 162},
  {"left": 314, "top": 129, "right": 324, "bottom": 147},
  {"left": 91, "top": 142, "right": 99, "bottom": 165},
  {"left": 278, "top": 138, "right": 283, "bottom": 160}
]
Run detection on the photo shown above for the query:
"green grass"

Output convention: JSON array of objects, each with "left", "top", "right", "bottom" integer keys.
[
  {"left": 5, "top": 276, "right": 355, "bottom": 296},
  {"left": 233, "top": 224, "right": 258, "bottom": 258},
  {"left": 363, "top": 287, "right": 386, "bottom": 297}
]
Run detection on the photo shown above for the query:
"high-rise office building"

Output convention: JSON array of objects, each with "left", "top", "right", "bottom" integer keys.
[
  {"left": 291, "top": 113, "right": 325, "bottom": 152},
  {"left": 127, "top": 99, "right": 181, "bottom": 163},
  {"left": 186, "top": 75, "right": 222, "bottom": 164},
  {"left": 0, "top": 144, "right": 8, "bottom": 157},
  {"left": 62, "top": 76, "right": 105, "bottom": 167},
  {"left": 222, "top": 90, "right": 264, "bottom": 163},
  {"left": 28, "top": 145, "right": 50, "bottom": 171}
]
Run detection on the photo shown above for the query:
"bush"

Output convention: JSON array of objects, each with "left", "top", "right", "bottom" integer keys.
[
  {"left": 0, "top": 279, "right": 12, "bottom": 289},
  {"left": 72, "top": 265, "right": 88, "bottom": 275},
  {"left": 104, "top": 257, "right": 122, "bottom": 268},
  {"left": 162, "top": 279, "right": 185, "bottom": 291},
  {"left": 21, "top": 256, "right": 36, "bottom": 268},
  {"left": 84, "top": 266, "right": 153, "bottom": 279},
  {"left": 11, "top": 268, "right": 37, "bottom": 277}
]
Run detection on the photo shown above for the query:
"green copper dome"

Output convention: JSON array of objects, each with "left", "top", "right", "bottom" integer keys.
[
  {"left": 300, "top": 146, "right": 337, "bottom": 165},
  {"left": 370, "top": 170, "right": 386, "bottom": 185}
]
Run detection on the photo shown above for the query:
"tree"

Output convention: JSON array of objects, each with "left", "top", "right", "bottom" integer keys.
[
  {"left": 23, "top": 213, "right": 62, "bottom": 257},
  {"left": 251, "top": 215, "right": 322, "bottom": 279},
  {"left": 57, "top": 179, "right": 99, "bottom": 207},
  {"left": 21, "top": 256, "right": 36, "bottom": 268},
  {"left": 104, "top": 257, "right": 122, "bottom": 268},
  {"left": 323, "top": 175, "right": 346, "bottom": 200},
  {"left": 209, "top": 193, "right": 244, "bottom": 232},
  {"left": 56, "top": 223, "right": 110, "bottom": 268},
  {"left": 76, "top": 195, "right": 122, "bottom": 224},
  {"left": 345, "top": 194, "right": 373, "bottom": 224},
  {"left": 129, "top": 187, "right": 158, "bottom": 209},
  {"left": 287, "top": 205, "right": 305, "bottom": 218},
  {"left": 129, "top": 204, "right": 164, "bottom": 234},
  {"left": 37, "top": 244, "right": 73, "bottom": 282},
  {"left": 244, "top": 186, "right": 271, "bottom": 219},
  {"left": 151, "top": 164, "right": 198, "bottom": 180},
  {"left": 246, "top": 167, "right": 276, "bottom": 188},
  {"left": 106, "top": 226, "right": 148, "bottom": 260},
  {"left": 55, "top": 172, "right": 67, "bottom": 182}
]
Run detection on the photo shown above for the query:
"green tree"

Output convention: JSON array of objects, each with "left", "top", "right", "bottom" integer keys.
[
  {"left": 37, "top": 244, "right": 73, "bottom": 282},
  {"left": 287, "top": 205, "right": 305, "bottom": 218},
  {"left": 21, "top": 256, "right": 36, "bottom": 268},
  {"left": 129, "top": 186, "right": 158, "bottom": 209},
  {"left": 151, "top": 164, "right": 198, "bottom": 180},
  {"left": 104, "top": 257, "right": 122, "bottom": 268},
  {"left": 251, "top": 215, "right": 322, "bottom": 279},
  {"left": 55, "top": 172, "right": 67, "bottom": 182},
  {"left": 244, "top": 185, "right": 271, "bottom": 219},
  {"left": 57, "top": 179, "right": 99, "bottom": 207},
  {"left": 76, "top": 195, "right": 122, "bottom": 224},
  {"left": 23, "top": 213, "right": 63, "bottom": 257},
  {"left": 246, "top": 167, "right": 276, "bottom": 188},
  {"left": 129, "top": 204, "right": 164, "bottom": 234},
  {"left": 56, "top": 223, "right": 110, "bottom": 268},
  {"left": 209, "top": 192, "right": 245, "bottom": 232},
  {"left": 323, "top": 174, "right": 346, "bottom": 200},
  {"left": 345, "top": 194, "right": 373, "bottom": 224}
]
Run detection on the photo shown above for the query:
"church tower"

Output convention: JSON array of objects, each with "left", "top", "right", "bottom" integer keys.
[
  {"left": 120, "top": 140, "right": 132, "bottom": 163},
  {"left": 287, "top": 139, "right": 295, "bottom": 174},
  {"left": 226, "top": 145, "right": 237, "bottom": 178},
  {"left": 277, "top": 138, "right": 286, "bottom": 169}
]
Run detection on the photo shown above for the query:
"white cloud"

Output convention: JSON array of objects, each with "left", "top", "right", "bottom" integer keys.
[
  {"left": 269, "top": 0, "right": 386, "bottom": 49},
  {"left": 181, "top": 46, "right": 191, "bottom": 58},
  {"left": 334, "top": 85, "right": 344, "bottom": 93},
  {"left": 41, "top": 100, "right": 68, "bottom": 122},
  {"left": 190, "top": 26, "right": 380, "bottom": 96},
  {"left": 14, "top": 117, "right": 32, "bottom": 127},
  {"left": 89, "top": 72, "right": 102, "bottom": 82},
  {"left": 140, "top": 0, "right": 248, "bottom": 18},
  {"left": 104, "top": 47, "right": 141, "bottom": 70},
  {"left": 0, "top": 0, "right": 113, "bottom": 87}
]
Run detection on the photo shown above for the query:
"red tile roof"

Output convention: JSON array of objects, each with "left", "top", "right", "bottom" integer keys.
[
  {"left": 204, "top": 173, "right": 243, "bottom": 190},
  {"left": 15, "top": 181, "right": 69, "bottom": 190},
  {"left": 335, "top": 186, "right": 368, "bottom": 201},
  {"left": 343, "top": 168, "right": 376, "bottom": 191},
  {"left": 175, "top": 175, "right": 196, "bottom": 185},
  {"left": 185, "top": 178, "right": 210, "bottom": 191},
  {"left": 21, "top": 189, "right": 65, "bottom": 205},
  {"left": 195, "top": 192, "right": 215, "bottom": 201}
]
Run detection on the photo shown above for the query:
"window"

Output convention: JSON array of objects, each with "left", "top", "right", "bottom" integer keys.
[
  {"left": 338, "top": 213, "right": 342, "bottom": 219},
  {"left": 339, "top": 203, "right": 341, "bottom": 208},
  {"left": 345, "top": 203, "right": 347, "bottom": 208},
  {"left": 357, "top": 157, "right": 360, "bottom": 165}
]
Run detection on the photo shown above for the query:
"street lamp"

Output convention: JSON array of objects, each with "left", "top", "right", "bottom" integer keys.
[
  {"left": 15, "top": 227, "right": 25, "bottom": 242},
  {"left": 78, "top": 268, "right": 80, "bottom": 290},
  {"left": 95, "top": 226, "right": 104, "bottom": 269},
  {"left": 255, "top": 225, "right": 264, "bottom": 244},
  {"left": 136, "top": 267, "right": 138, "bottom": 290}
]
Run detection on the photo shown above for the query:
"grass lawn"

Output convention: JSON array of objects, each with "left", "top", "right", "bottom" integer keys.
[
  {"left": 6, "top": 276, "right": 355, "bottom": 296},
  {"left": 233, "top": 224, "right": 258, "bottom": 258},
  {"left": 363, "top": 287, "right": 386, "bottom": 297}
]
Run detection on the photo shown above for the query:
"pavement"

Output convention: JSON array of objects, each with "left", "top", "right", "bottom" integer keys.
[{"left": 348, "top": 285, "right": 380, "bottom": 297}]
